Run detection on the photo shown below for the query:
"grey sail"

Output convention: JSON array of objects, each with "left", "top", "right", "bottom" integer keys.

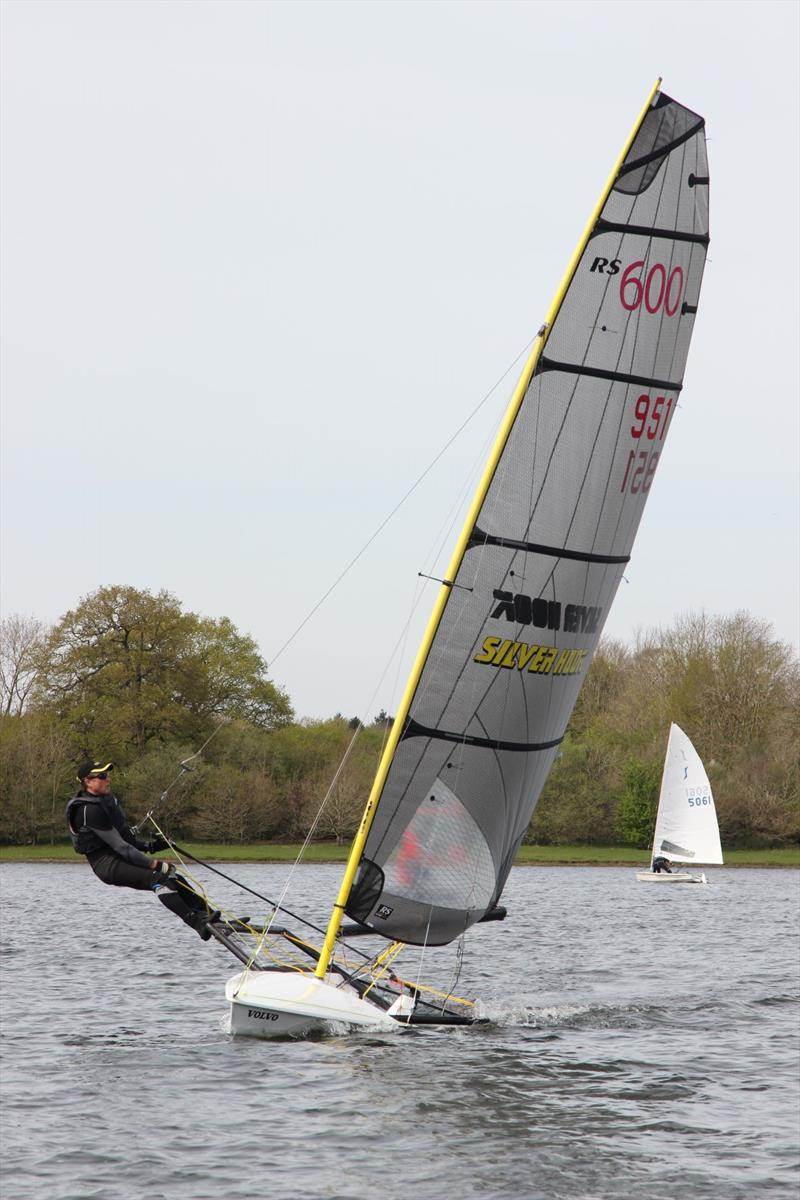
[{"left": 346, "top": 89, "right": 710, "bottom": 945}]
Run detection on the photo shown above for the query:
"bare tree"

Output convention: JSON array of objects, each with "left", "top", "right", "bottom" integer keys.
[
  {"left": 314, "top": 769, "right": 366, "bottom": 844},
  {"left": 0, "top": 614, "right": 48, "bottom": 716}
]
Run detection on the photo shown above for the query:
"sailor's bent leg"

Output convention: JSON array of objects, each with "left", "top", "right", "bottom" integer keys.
[
  {"left": 87, "top": 851, "right": 161, "bottom": 890},
  {"left": 154, "top": 886, "right": 215, "bottom": 940}
]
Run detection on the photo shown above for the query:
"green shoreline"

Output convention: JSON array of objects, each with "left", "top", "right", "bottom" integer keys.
[{"left": 1, "top": 843, "right": 797, "bottom": 867}]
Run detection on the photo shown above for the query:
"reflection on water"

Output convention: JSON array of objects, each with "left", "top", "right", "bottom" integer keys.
[{"left": 0, "top": 862, "right": 797, "bottom": 1199}]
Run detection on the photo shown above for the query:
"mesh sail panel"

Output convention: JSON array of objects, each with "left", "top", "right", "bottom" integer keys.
[{"left": 347, "top": 90, "right": 709, "bottom": 945}]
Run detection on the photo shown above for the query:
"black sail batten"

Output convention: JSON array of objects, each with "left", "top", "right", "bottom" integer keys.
[
  {"left": 402, "top": 717, "right": 564, "bottom": 754},
  {"left": 616, "top": 118, "right": 705, "bottom": 177},
  {"left": 592, "top": 217, "right": 710, "bottom": 246},
  {"left": 339, "top": 84, "right": 710, "bottom": 952},
  {"left": 537, "top": 356, "right": 683, "bottom": 393},
  {"left": 468, "top": 526, "right": 630, "bottom": 565}
]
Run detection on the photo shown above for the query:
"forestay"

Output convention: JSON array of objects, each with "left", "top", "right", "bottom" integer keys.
[
  {"left": 652, "top": 723, "right": 723, "bottom": 865},
  {"left": 346, "top": 88, "right": 710, "bottom": 946}
]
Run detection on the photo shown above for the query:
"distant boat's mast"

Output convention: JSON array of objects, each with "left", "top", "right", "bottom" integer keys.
[{"left": 314, "top": 77, "right": 664, "bottom": 980}]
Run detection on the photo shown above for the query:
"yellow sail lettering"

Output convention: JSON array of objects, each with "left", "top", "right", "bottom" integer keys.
[
  {"left": 500, "top": 641, "right": 522, "bottom": 668},
  {"left": 474, "top": 636, "right": 502, "bottom": 664},
  {"left": 515, "top": 643, "right": 540, "bottom": 670},
  {"left": 474, "top": 637, "right": 587, "bottom": 676},
  {"left": 492, "top": 639, "right": 513, "bottom": 665},
  {"left": 527, "top": 646, "right": 551, "bottom": 673},
  {"left": 552, "top": 649, "right": 570, "bottom": 675},
  {"left": 539, "top": 647, "right": 558, "bottom": 674},
  {"left": 553, "top": 648, "right": 589, "bottom": 675}
]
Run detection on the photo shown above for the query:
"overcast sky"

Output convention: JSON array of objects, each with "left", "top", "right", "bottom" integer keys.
[{"left": 2, "top": 0, "right": 798, "bottom": 721}]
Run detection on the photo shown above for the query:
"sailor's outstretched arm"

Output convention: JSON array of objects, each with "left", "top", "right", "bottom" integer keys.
[{"left": 84, "top": 809, "right": 158, "bottom": 869}]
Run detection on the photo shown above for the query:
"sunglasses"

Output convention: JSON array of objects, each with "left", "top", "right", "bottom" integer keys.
[{"left": 89, "top": 772, "right": 109, "bottom": 780}]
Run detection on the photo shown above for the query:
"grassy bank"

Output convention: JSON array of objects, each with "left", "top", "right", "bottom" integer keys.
[{"left": 1, "top": 842, "right": 797, "bottom": 867}]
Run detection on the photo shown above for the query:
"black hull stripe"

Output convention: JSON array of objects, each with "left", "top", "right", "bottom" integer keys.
[
  {"left": 593, "top": 218, "right": 709, "bottom": 246},
  {"left": 617, "top": 119, "right": 705, "bottom": 176},
  {"left": 537, "top": 356, "right": 683, "bottom": 393},
  {"left": 403, "top": 718, "right": 564, "bottom": 754},
  {"left": 468, "top": 526, "right": 630, "bottom": 565}
]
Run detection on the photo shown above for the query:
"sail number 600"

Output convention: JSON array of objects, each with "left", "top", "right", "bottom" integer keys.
[{"left": 620, "top": 261, "right": 684, "bottom": 314}]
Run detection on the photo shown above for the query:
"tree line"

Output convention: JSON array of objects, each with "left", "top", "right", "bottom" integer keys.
[{"left": 0, "top": 586, "right": 797, "bottom": 849}]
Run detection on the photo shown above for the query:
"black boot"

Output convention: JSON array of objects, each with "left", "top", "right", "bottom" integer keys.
[{"left": 157, "top": 889, "right": 215, "bottom": 941}]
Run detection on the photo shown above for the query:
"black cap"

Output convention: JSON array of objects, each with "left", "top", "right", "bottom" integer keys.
[{"left": 76, "top": 760, "right": 113, "bottom": 783}]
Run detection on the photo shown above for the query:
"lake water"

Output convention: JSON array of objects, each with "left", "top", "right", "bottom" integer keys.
[{"left": 0, "top": 862, "right": 798, "bottom": 1199}]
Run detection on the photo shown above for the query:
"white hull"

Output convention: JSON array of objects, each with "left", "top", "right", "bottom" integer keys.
[
  {"left": 636, "top": 871, "right": 707, "bottom": 885},
  {"left": 226, "top": 970, "right": 403, "bottom": 1039}
]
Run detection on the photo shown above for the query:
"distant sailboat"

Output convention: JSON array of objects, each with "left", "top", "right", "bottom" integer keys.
[
  {"left": 200, "top": 80, "right": 712, "bottom": 1036},
  {"left": 637, "top": 724, "right": 723, "bottom": 885}
]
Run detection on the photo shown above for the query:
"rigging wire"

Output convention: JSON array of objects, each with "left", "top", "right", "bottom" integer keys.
[
  {"left": 266, "top": 337, "right": 535, "bottom": 671},
  {"left": 166, "top": 841, "right": 380, "bottom": 967},
  {"left": 140, "top": 338, "right": 533, "bottom": 836},
  {"left": 132, "top": 723, "right": 225, "bottom": 832},
  {"left": 242, "top": 722, "right": 368, "bottom": 975},
  {"left": 140, "top": 338, "right": 536, "bottom": 984}
]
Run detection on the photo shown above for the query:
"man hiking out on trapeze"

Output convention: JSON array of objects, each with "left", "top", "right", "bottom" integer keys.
[{"left": 66, "top": 760, "right": 217, "bottom": 939}]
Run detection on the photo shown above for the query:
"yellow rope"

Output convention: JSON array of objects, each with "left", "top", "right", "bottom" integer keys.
[{"left": 147, "top": 819, "right": 476, "bottom": 1011}]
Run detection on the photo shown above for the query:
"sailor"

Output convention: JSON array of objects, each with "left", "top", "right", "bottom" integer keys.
[
  {"left": 66, "top": 760, "right": 216, "bottom": 939},
  {"left": 652, "top": 855, "right": 673, "bottom": 874},
  {"left": 395, "top": 827, "right": 422, "bottom": 889}
]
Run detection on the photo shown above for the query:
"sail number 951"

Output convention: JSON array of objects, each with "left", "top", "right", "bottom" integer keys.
[
  {"left": 620, "top": 393, "right": 675, "bottom": 494},
  {"left": 631, "top": 394, "right": 673, "bottom": 441}
]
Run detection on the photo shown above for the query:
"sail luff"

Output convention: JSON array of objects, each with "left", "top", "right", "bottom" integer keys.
[{"left": 314, "top": 79, "right": 665, "bottom": 978}]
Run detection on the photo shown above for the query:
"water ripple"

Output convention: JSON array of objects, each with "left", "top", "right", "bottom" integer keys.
[{"left": 0, "top": 862, "right": 798, "bottom": 1200}]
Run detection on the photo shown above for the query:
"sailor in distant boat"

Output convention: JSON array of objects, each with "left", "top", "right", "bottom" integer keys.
[
  {"left": 66, "top": 760, "right": 216, "bottom": 939},
  {"left": 652, "top": 856, "right": 673, "bottom": 874},
  {"left": 395, "top": 827, "right": 422, "bottom": 889}
]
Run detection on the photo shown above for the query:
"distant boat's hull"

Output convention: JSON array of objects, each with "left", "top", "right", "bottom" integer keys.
[
  {"left": 226, "top": 970, "right": 402, "bottom": 1039},
  {"left": 635, "top": 871, "right": 708, "bottom": 885}
]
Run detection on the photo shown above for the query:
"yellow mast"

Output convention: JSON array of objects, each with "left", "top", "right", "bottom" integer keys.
[{"left": 314, "top": 78, "right": 663, "bottom": 980}]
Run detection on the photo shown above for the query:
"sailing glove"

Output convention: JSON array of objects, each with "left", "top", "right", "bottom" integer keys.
[
  {"left": 147, "top": 834, "right": 170, "bottom": 852},
  {"left": 155, "top": 860, "right": 176, "bottom": 877}
]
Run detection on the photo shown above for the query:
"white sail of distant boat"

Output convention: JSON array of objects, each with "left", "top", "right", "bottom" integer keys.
[
  {"left": 636, "top": 723, "right": 723, "bottom": 885},
  {"left": 150, "top": 80, "right": 711, "bottom": 1037}
]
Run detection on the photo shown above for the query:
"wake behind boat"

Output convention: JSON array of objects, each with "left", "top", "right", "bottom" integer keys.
[
  {"left": 152, "top": 80, "right": 711, "bottom": 1038},
  {"left": 637, "top": 723, "right": 723, "bottom": 885}
]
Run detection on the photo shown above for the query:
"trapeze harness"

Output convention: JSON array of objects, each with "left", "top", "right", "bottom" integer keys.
[{"left": 66, "top": 791, "right": 213, "bottom": 938}]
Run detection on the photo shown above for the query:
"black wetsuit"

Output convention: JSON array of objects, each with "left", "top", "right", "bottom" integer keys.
[
  {"left": 652, "top": 856, "right": 673, "bottom": 874},
  {"left": 66, "top": 789, "right": 212, "bottom": 936},
  {"left": 67, "top": 789, "right": 162, "bottom": 886}
]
